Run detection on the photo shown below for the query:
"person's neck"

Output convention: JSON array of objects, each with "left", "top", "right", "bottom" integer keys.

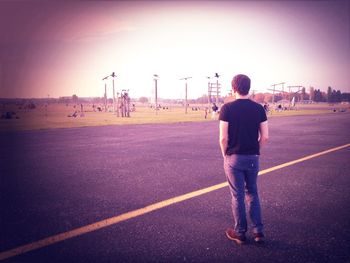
[{"left": 235, "top": 93, "right": 250, "bottom": 99}]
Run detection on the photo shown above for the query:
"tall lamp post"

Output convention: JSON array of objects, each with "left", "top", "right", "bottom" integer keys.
[
  {"left": 215, "top": 73, "right": 220, "bottom": 105},
  {"left": 110, "top": 72, "right": 117, "bottom": 116},
  {"left": 153, "top": 74, "right": 159, "bottom": 115},
  {"left": 102, "top": 76, "right": 109, "bottom": 112},
  {"left": 180, "top": 77, "right": 192, "bottom": 114}
]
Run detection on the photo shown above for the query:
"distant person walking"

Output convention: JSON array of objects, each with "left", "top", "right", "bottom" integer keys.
[
  {"left": 204, "top": 107, "right": 208, "bottom": 119},
  {"left": 219, "top": 74, "right": 269, "bottom": 245}
]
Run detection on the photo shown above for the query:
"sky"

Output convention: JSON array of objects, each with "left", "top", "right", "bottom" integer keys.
[{"left": 0, "top": 0, "right": 349, "bottom": 99}]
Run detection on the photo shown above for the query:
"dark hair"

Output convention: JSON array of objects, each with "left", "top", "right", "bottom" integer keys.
[{"left": 231, "top": 74, "right": 250, "bottom": 95}]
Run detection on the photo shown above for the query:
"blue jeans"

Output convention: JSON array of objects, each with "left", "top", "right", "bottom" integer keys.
[{"left": 224, "top": 154, "right": 263, "bottom": 235}]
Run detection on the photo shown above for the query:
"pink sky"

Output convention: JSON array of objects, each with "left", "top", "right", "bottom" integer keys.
[{"left": 0, "top": 0, "right": 349, "bottom": 99}]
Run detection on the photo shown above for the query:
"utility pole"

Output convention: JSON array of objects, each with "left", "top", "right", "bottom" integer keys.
[
  {"left": 153, "top": 74, "right": 159, "bottom": 115},
  {"left": 180, "top": 77, "right": 192, "bottom": 114},
  {"left": 207, "top": 74, "right": 221, "bottom": 109},
  {"left": 102, "top": 76, "right": 109, "bottom": 112},
  {"left": 215, "top": 73, "right": 220, "bottom": 105},
  {"left": 110, "top": 72, "right": 117, "bottom": 116}
]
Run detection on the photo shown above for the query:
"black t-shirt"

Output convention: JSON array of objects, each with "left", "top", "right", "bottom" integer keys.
[{"left": 219, "top": 99, "right": 267, "bottom": 155}]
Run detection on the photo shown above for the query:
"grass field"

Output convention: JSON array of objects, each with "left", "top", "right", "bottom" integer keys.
[{"left": 0, "top": 102, "right": 348, "bottom": 132}]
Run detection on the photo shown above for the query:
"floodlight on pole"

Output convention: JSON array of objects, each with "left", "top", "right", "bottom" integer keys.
[
  {"left": 153, "top": 74, "right": 159, "bottom": 115},
  {"left": 102, "top": 75, "right": 109, "bottom": 112},
  {"left": 206, "top": 76, "right": 212, "bottom": 107},
  {"left": 179, "top": 77, "right": 192, "bottom": 114},
  {"left": 215, "top": 73, "right": 220, "bottom": 104},
  {"left": 110, "top": 72, "right": 117, "bottom": 116}
]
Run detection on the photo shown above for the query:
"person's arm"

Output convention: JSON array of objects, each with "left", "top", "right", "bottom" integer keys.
[
  {"left": 219, "top": 120, "right": 229, "bottom": 158},
  {"left": 259, "top": 120, "right": 269, "bottom": 149}
]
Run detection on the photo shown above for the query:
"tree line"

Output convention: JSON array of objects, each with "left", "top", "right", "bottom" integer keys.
[
  {"left": 139, "top": 87, "right": 349, "bottom": 104},
  {"left": 52, "top": 88, "right": 350, "bottom": 105},
  {"left": 250, "top": 87, "right": 349, "bottom": 104}
]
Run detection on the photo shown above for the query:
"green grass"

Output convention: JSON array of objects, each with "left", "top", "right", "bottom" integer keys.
[
  {"left": 268, "top": 109, "right": 333, "bottom": 117},
  {"left": 0, "top": 104, "right": 211, "bottom": 131},
  {"left": 0, "top": 103, "right": 346, "bottom": 132}
]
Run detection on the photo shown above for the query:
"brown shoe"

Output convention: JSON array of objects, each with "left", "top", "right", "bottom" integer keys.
[
  {"left": 225, "top": 228, "right": 246, "bottom": 244},
  {"left": 253, "top": 232, "right": 265, "bottom": 243}
]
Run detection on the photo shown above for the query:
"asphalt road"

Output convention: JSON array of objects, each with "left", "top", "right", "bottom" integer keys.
[{"left": 1, "top": 112, "right": 350, "bottom": 263}]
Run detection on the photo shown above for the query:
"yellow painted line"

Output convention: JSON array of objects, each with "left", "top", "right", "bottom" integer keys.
[
  {"left": 258, "top": 143, "right": 350, "bottom": 175},
  {"left": 1, "top": 143, "right": 349, "bottom": 261}
]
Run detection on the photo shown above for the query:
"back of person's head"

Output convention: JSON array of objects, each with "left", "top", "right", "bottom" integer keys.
[{"left": 232, "top": 74, "right": 250, "bottom": 95}]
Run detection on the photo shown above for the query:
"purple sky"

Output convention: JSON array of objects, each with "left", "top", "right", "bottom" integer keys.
[{"left": 0, "top": 0, "right": 349, "bottom": 99}]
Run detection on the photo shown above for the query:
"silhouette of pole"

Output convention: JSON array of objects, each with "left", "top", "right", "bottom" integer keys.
[
  {"left": 215, "top": 73, "right": 220, "bottom": 105},
  {"left": 104, "top": 83, "right": 107, "bottom": 111},
  {"left": 110, "top": 72, "right": 117, "bottom": 116},
  {"left": 180, "top": 77, "right": 192, "bottom": 114},
  {"left": 102, "top": 76, "right": 109, "bottom": 112},
  {"left": 153, "top": 74, "right": 159, "bottom": 115}
]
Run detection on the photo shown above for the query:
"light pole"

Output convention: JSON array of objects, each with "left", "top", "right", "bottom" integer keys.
[
  {"left": 180, "top": 77, "right": 192, "bottom": 114},
  {"left": 153, "top": 74, "right": 159, "bottom": 115},
  {"left": 110, "top": 72, "right": 117, "bottom": 116},
  {"left": 215, "top": 73, "right": 220, "bottom": 105},
  {"left": 102, "top": 76, "right": 109, "bottom": 112}
]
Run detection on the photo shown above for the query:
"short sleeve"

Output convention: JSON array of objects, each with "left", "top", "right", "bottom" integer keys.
[
  {"left": 259, "top": 105, "right": 267, "bottom": 123},
  {"left": 219, "top": 104, "right": 229, "bottom": 122}
]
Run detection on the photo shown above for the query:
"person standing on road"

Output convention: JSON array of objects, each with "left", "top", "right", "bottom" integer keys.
[{"left": 219, "top": 74, "right": 269, "bottom": 245}]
